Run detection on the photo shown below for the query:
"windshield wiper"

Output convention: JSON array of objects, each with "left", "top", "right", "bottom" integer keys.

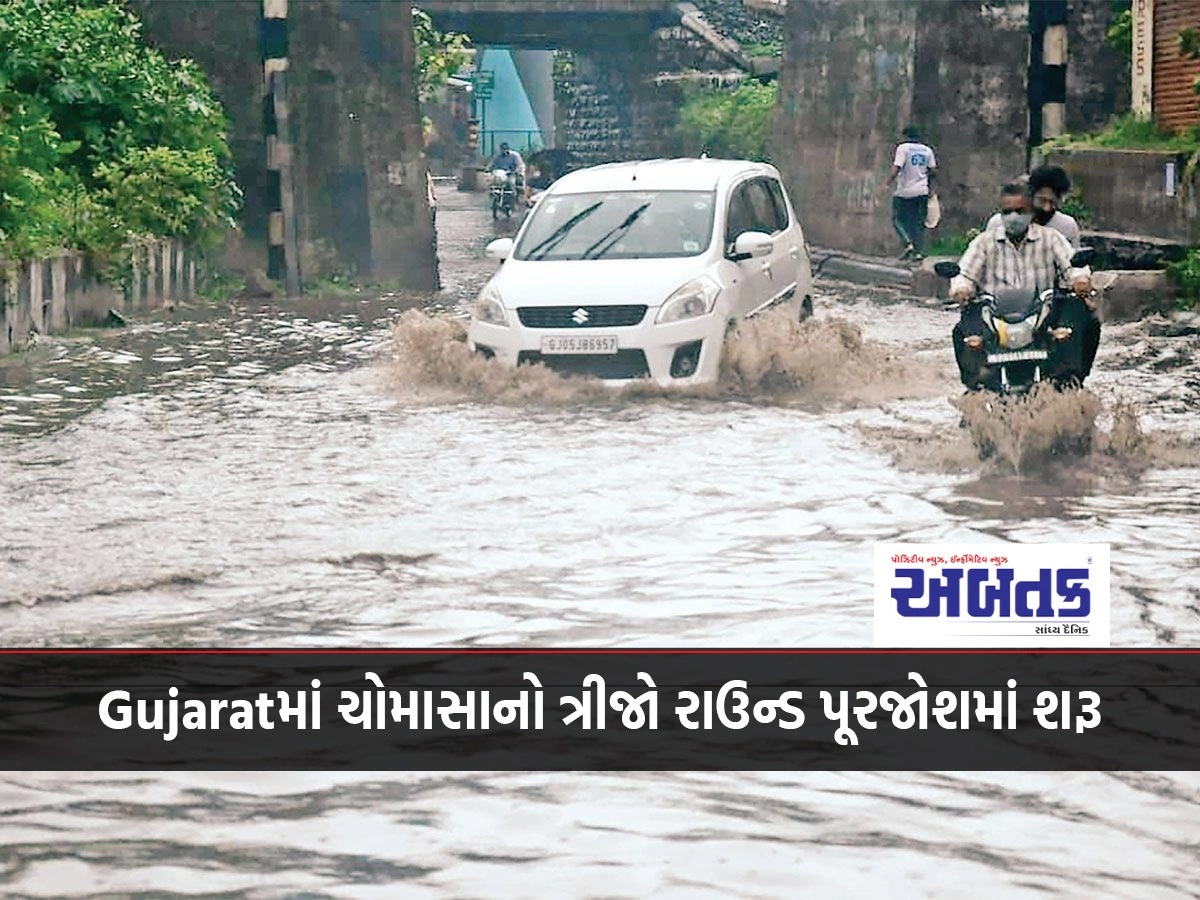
[
  {"left": 523, "top": 202, "right": 603, "bottom": 260},
  {"left": 581, "top": 203, "right": 651, "bottom": 260}
]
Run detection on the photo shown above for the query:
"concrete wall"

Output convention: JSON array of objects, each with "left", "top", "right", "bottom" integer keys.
[
  {"left": 1046, "top": 148, "right": 1200, "bottom": 244},
  {"left": 773, "top": 0, "right": 1128, "bottom": 254},
  {"left": 1, "top": 242, "right": 199, "bottom": 356},
  {"left": 773, "top": 0, "right": 1030, "bottom": 254},
  {"left": 287, "top": 0, "right": 437, "bottom": 287},
  {"left": 131, "top": 0, "right": 437, "bottom": 290}
]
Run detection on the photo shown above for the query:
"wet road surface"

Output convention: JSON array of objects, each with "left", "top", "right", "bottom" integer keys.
[{"left": 1, "top": 183, "right": 1198, "bottom": 897}]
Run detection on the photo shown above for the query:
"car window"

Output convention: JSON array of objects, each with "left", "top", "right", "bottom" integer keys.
[
  {"left": 724, "top": 184, "right": 755, "bottom": 247},
  {"left": 511, "top": 190, "right": 716, "bottom": 261},
  {"left": 764, "top": 179, "right": 791, "bottom": 231},
  {"left": 745, "top": 179, "right": 782, "bottom": 235}
]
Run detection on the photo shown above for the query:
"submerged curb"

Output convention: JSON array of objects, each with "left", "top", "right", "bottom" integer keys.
[
  {"left": 810, "top": 245, "right": 1186, "bottom": 324},
  {"left": 811, "top": 248, "right": 914, "bottom": 289}
]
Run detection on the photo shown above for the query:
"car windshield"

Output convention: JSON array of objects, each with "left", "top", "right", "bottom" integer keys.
[{"left": 512, "top": 190, "right": 716, "bottom": 261}]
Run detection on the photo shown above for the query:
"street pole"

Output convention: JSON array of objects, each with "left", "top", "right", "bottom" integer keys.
[{"left": 481, "top": 97, "right": 488, "bottom": 159}]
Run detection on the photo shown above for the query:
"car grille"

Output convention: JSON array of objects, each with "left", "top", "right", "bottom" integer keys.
[
  {"left": 516, "top": 305, "right": 648, "bottom": 328},
  {"left": 517, "top": 349, "right": 650, "bottom": 380}
]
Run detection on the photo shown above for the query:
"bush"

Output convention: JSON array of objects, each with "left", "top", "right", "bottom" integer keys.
[
  {"left": 1167, "top": 247, "right": 1200, "bottom": 310},
  {"left": 676, "top": 81, "right": 779, "bottom": 162},
  {"left": 0, "top": 0, "right": 237, "bottom": 270}
]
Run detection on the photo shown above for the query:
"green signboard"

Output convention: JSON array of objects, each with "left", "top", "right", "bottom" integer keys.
[{"left": 472, "top": 69, "right": 494, "bottom": 99}]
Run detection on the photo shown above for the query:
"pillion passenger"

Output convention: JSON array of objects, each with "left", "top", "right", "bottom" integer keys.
[{"left": 950, "top": 180, "right": 1095, "bottom": 390}]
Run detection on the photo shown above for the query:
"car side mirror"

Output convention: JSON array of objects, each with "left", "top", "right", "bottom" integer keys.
[
  {"left": 485, "top": 238, "right": 514, "bottom": 260},
  {"left": 933, "top": 261, "right": 960, "bottom": 279},
  {"left": 1070, "top": 247, "right": 1095, "bottom": 268},
  {"left": 729, "top": 231, "right": 773, "bottom": 261}
]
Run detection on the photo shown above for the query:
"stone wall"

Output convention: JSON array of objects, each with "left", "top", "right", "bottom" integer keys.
[
  {"left": 1, "top": 242, "right": 199, "bottom": 357},
  {"left": 773, "top": 0, "right": 1128, "bottom": 255},
  {"left": 689, "top": 0, "right": 784, "bottom": 51}
]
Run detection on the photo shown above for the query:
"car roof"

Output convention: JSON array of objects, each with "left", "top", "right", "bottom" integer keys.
[{"left": 545, "top": 158, "right": 781, "bottom": 195}]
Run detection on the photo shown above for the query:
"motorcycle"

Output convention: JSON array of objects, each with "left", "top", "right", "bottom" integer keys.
[
  {"left": 490, "top": 169, "right": 518, "bottom": 220},
  {"left": 934, "top": 248, "right": 1117, "bottom": 396}
]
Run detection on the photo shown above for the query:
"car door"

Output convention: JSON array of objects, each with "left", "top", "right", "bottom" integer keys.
[
  {"left": 762, "top": 176, "right": 810, "bottom": 310},
  {"left": 742, "top": 177, "right": 798, "bottom": 315},
  {"left": 722, "top": 179, "right": 772, "bottom": 317}
]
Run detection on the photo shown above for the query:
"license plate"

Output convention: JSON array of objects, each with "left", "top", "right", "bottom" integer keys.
[
  {"left": 540, "top": 335, "right": 618, "bottom": 355},
  {"left": 987, "top": 349, "right": 1048, "bottom": 363}
]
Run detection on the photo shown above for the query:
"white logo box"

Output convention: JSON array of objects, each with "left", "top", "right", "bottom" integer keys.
[{"left": 874, "top": 543, "right": 1111, "bottom": 648}]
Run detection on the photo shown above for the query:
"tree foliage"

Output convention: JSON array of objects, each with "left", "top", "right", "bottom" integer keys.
[
  {"left": 412, "top": 6, "right": 471, "bottom": 102},
  {"left": 676, "top": 81, "right": 779, "bottom": 162},
  {"left": 0, "top": 0, "right": 237, "bottom": 268},
  {"left": 1106, "top": 1, "right": 1132, "bottom": 57}
]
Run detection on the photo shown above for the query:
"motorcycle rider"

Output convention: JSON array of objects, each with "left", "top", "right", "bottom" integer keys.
[
  {"left": 490, "top": 142, "right": 527, "bottom": 204},
  {"left": 950, "top": 180, "right": 1093, "bottom": 390}
]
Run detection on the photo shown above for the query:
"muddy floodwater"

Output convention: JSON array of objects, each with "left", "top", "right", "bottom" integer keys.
[{"left": 1, "top": 185, "right": 1199, "bottom": 897}]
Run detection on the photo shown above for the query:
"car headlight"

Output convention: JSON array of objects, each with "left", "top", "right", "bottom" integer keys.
[
  {"left": 655, "top": 275, "right": 720, "bottom": 324},
  {"left": 472, "top": 282, "right": 508, "bottom": 327}
]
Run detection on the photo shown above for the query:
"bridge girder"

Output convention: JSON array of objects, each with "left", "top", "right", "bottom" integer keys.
[{"left": 422, "top": 3, "right": 679, "bottom": 49}]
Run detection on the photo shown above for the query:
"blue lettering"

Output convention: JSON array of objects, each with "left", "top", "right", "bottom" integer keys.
[
  {"left": 893, "top": 568, "right": 934, "bottom": 616},
  {"left": 1015, "top": 568, "right": 1054, "bottom": 617},
  {"left": 909, "top": 152, "right": 928, "bottom": 166},
  {"left": 1056, "top": 569, "right": 1091, "bottom": 617},
  {"left": 930, "top": 568, "right": 963, "bottom": 617},
  {"left": 892, "top": 566, "right": 1090, "bottom": 619},
  {"left": 965, "top": 567, "right": 1012, "bottom": 617}
]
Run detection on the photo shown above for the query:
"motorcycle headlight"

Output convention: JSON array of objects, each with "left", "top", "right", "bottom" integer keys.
[
  {"left": 655, "top": 275, "right": 720, "bottom": 324},
  {"left": 472, "top": 282, "right": 508, "bottom": 327}
]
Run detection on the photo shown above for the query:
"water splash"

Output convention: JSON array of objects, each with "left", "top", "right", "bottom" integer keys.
[
  {"left": 872, "top": 386, "right": 1200, "bottom": 477},
  {"left": 387, "top": 307, "right": 942, "bottom": 407}
]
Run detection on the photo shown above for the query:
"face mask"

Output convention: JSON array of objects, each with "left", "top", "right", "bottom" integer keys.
[{"left": 1002, "top": 211, "right": 1032, "bottom": 238}]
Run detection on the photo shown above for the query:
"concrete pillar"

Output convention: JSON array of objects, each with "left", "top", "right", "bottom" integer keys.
[
  {"left": 288, "top": 0, "right": 436, "bottom": 288},
  {"left": 1028, "top": 0, "right": 1068, "bottom": 167},
  {"left": 1042, "top": 23, "right": 1067, "bottom": 139}
]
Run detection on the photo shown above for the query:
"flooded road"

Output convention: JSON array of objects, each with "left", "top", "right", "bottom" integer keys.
[{"left": 1, "top": 183, "right": 1199, "bottom": 897}]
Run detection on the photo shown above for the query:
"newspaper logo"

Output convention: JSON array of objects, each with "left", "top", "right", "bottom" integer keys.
[{"left": 873, "top": 543, "right": 1110, "bottom": 647}]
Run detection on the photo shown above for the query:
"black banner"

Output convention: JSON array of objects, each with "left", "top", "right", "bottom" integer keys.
[{"left": 0, "top": 651, "right": 1197, "bottom": 771}]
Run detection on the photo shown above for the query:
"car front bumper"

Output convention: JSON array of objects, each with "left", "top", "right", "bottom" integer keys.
[{"left": 466, "top": 310, "right": 726, "bottom": 386}]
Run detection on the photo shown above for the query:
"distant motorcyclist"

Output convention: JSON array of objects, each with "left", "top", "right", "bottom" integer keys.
[
  {"left": 490, "top": 142, "right": 527, "bottom": 202},
  {"left": 950, "top": 180, "right": 1092, "bottom": 390}
]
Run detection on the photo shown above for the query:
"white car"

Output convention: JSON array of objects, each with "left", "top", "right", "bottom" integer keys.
[{"left": 467, "top": 158, "right": 815, "bottom": 385}]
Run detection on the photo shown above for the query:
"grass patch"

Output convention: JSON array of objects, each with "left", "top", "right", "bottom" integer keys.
[
  {"left": 1167, "top": 247, "right": 1200, "bottom": 310},
  {"left": 676, "top": 80, "right": 779, "bottom": 162},
  {"left": 925, "top": 229, "right": 980, "bottom": 258},
  {"left": 743, "top": 41, "right": 783, "bottom": 59},
  {"left": 1042, "top": 113, "right": 1200, "bottom": 154}
]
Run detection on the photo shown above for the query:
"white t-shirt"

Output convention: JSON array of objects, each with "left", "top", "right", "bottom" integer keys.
[
  {"left": 986, "top": 209, "right": 1080, "bottom": 248},
  {"left": 892, "top": 142, "right": 936, "bottom": 198}
]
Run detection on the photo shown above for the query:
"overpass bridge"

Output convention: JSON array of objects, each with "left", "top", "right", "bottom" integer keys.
[
  {"left": 128, "top": 0, "right": 758, "bottom": 293},
  {"left": 420, "top": 1, "right": 679, "bottom": 48}
]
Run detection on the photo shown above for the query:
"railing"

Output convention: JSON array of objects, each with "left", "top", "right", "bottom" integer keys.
[{"left": 481, "top": 129, "right": 545, "bottom": 158}]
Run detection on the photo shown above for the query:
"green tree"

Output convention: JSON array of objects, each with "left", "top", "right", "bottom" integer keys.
[
  {"left": 412, "top": 6, "right": 471, "bottom": 102},
  {"left": 1106, "top": 1, "right": 1132, "bottom": 57},
  {"left": 0, "top": 0, "right": 237, "bottom": 264}
]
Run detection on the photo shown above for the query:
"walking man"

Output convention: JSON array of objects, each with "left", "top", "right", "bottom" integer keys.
[{"left": 884, "top": 125, "right": 936, "bottom": 261}]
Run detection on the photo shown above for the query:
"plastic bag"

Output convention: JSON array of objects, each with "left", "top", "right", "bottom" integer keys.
[{"left": 925, "top": 193, "right": 941, "bottom": 228}]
